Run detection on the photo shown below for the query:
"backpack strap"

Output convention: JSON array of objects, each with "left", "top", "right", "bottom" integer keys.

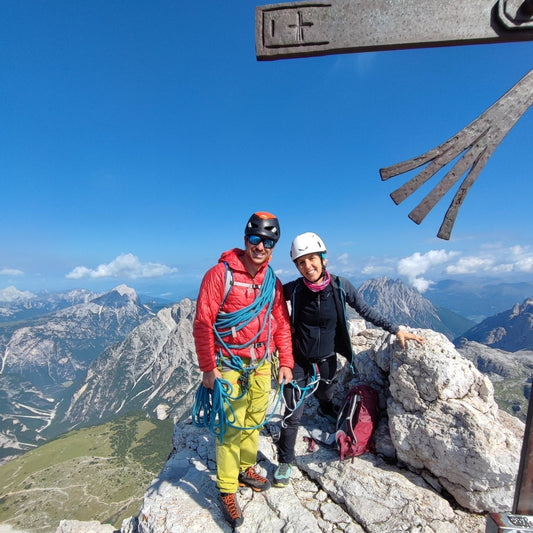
[
  {"left": 346, "top": 392, "right": 361, "bottom": 444},
  {"left": 290, "top": 278, "right": 304, "bottom": 328},
  {"left": 219, "top": 261, "right": 263, "bottom": 312},
  {"left": 220, "top": 261, "right": 233, "bottom": 310},
  {"left": 330, "top": 275, "right": 356, "bottom": 370}
]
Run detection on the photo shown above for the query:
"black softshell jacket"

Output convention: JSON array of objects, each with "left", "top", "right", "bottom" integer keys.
[{"left": 283, "top": 274, "right": 400, "bottom": 365}]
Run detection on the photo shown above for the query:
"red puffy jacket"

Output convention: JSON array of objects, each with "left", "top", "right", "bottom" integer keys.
[{"left": 193, "top": 248, "right": 293, "bottom": 373}]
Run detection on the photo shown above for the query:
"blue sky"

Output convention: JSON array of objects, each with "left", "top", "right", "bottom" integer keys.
[{"left": 1, "top": 1, "right": 533, "bottom": 301}]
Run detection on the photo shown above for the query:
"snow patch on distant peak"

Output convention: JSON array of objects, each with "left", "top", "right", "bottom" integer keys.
[{"left": 112, "top": 284, "right": 137, "bottom": 299}]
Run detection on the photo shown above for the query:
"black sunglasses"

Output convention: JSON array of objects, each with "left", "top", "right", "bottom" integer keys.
[{"left": 248, "top": 235, "right": 275, "bottom": 249}]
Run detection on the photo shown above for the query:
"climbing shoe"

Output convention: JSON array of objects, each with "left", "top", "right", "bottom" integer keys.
[
  {"left": 317, "top": 402, "right": 338, "bottom": 424},
  {"left": 238, "top": 466, "right": 271, "bottom": 492},
  {"left": 273, "top": 462, "right": 292, "bottom": 488},
  {"left": 220, "top": 492, "right": 244, "bottom": 528}
]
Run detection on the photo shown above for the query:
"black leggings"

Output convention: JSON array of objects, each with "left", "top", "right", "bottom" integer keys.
[{"left": 277, "top": 354, "right": 337, "bottom": 464}]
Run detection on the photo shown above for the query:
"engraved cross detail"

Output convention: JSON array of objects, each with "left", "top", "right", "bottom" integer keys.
[{"left": 288, "top": 11, "right": 314, "bottom": 43}]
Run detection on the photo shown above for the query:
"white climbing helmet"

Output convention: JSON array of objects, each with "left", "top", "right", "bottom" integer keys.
[{"left": 290, "top": 232, "right": 327, "bottom": 262}]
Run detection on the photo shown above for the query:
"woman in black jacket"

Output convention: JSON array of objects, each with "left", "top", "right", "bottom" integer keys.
[{"left": 273, "top": 232, "right": 423, "bottom": 487}]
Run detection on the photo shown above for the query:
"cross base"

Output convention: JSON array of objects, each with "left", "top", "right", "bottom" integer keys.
[{"left": 486, "top": 513, "right": 533, "bottom": 532}]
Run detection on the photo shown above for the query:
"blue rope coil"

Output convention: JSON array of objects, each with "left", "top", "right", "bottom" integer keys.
[{"left": 192, "top": 377, "right": 285, "bottom": 443}]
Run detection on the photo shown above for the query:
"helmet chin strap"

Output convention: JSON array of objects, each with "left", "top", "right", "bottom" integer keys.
[
  {"left": 318, "top": 254, "right": 327, "bottom": 281},
  {"left": 315, "top": 267, "right": 326, "bottom": 282}
]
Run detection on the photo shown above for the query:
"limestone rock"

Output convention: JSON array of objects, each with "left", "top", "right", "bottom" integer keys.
[
  {"left": 372, "top": 329, "right": 524, "bottom": 513},
  {"left": 119, "top": 327, "right": 521, "bottom": 532},
  {"left": 126, "top": 415, "right": 486, "bottom": 532}
]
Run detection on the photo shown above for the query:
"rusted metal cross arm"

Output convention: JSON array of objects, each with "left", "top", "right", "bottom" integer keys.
[
  {"left": 380, "top": 68, "right": 533, "bottom": 239},
  {"left": 256, "top": 0, "right": 533, "bottom": 61}
]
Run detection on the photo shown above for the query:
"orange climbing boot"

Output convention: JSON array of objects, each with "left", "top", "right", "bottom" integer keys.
[
  {"left": 219, "top": 492, "right": 244, "bottom": 528},
  {"left": 238, "top": 465, "right": 271, "bottom": 492}
]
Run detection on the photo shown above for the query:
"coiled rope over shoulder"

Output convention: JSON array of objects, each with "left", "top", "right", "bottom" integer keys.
[{"left": 213, "top": 264, "right": 277, "bottom": 355}]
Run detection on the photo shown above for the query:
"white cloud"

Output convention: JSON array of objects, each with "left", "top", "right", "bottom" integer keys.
[
  {"left": 361, "top": 264, "right": 395, "bottom": 276},
  {"left": 398, "top": 250, "right": 457, "bottom": 277},
  {"left": 510, "top": 245, "right": 533, "bottom": 272},
  {"left": 337, "top": 253, "right": 349, "bottom": 265},
  {"left": 397, "top": 250, "right": 459, "bottom": 293},
  {"left": 445, "top": 245, "right": 533, "bottom": 276},
  {"left": 446, "top": 256, "right": 494, "bottom": 275},
  {"left": 0, "top": 268, "right": 23, "bottom": 276},
  {"left": 66, "top": 253, "right": 178, "bottom": 280},
  {"left": 412, "top": 277, "right": 434, "bottom": 293},
  {"left": 0, "top": 286, "right": 35, "bottom": 302}
]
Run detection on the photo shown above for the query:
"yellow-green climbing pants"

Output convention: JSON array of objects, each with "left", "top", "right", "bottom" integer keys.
[{"left": 216, "top": 359, "right": 272, "bottom": 493}]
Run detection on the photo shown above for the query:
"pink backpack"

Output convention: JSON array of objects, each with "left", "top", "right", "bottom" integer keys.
[{"left": 335, "top": 385, "right": 379, "bottom": 461}]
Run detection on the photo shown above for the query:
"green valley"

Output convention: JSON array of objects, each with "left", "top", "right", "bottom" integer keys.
[{"left": 0, "top": 412, "right": 174, "bottom": 533}]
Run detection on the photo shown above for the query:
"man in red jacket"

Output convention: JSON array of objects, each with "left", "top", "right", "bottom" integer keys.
[{"left": 193, "top": 211, "right": 293, "bottom": 528}]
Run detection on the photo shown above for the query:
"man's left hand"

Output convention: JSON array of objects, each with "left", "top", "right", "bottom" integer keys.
[{"left": 278, "top": 366, "right": 293, "bottom": 385}]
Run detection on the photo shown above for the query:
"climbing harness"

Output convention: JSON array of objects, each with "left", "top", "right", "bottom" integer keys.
[{"left": 280, "top": 362, "right": 320, "bottom": 427}]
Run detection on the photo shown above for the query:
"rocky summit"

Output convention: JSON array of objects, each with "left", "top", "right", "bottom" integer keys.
[
  {"left": 59, "top": 326, "right": 523, "bottom": 533},
  {"left": 60, "top": 298, "right": 197, "bottom": 430}
]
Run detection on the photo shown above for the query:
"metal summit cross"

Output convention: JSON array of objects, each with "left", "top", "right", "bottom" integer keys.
[
  {"left": 255, "top": 0, "right": 533, "bottom": 241},
  {"left": 255, "top": 0, "right": 533, "bottom": 529}
]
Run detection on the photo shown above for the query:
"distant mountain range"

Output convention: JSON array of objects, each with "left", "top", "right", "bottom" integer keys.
[
  {"left": 424, "top": 279, "right": 533, "bottom": 322},
  {"left": 53, "top": 299, "right": 197, "bottom": 437},
  {"left": 0, "top": 285, "right": 153, "bottom": 461},
  {"left": 1, "top": 277, "right": 532, "bottom": 464},
  {"left": 0, "top": 288, "right": 100, "bottom": 322},
  {"left": 455, "top": 298, "right": 533, "bottom": 352},
  {"left": 358, "top": 277, "right": 475, "bottom": 339}
]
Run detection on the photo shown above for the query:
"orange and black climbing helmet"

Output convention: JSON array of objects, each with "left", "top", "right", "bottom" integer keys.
[{"left": 244, "top": 212, "right": 280, "bottom": 243}]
